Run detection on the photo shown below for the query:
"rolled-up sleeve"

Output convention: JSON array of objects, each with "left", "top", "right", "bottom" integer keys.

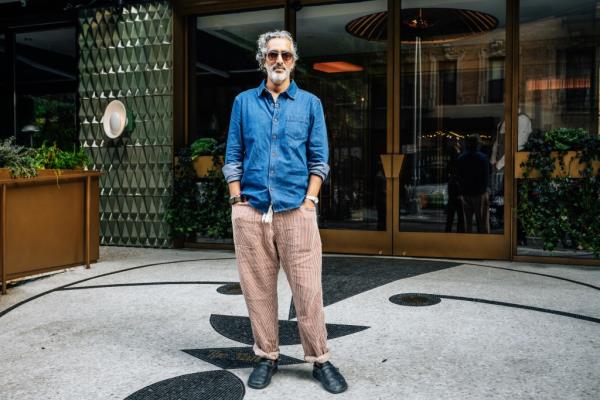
[
  {"left": 222, "top": 96, "right": 244, "bottom": 183},
  {"left": 307, "top": 98, "right": 330, "bottom": 181}
]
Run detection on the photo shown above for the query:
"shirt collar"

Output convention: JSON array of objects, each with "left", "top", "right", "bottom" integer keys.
[{"left": 255, "top": 79, "right": 298, "bottom": 100}]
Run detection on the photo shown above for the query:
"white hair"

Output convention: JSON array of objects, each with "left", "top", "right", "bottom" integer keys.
[{"left": 255, "top": 30, "right": 299, "bottom": 72}]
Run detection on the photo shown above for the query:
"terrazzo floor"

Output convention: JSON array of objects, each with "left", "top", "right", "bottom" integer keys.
[{"left": 0, "top": 247, "right": 599, "bottom": 400}]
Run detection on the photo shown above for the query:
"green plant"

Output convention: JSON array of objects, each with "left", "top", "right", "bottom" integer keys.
[
  {"left": 166, "top": 147, "right": 232, "bottom": 241},
  {"left": 165, "top": 148, "right": 201, "bottom": 239},
  {"left": 517, "top": 128, "right": 600, "bottom": 257},
  {"left": 34, "top": 143, "right": 91, "bottom": 170},
  {"left": 196, "top": 160, "right": 232, "bottom": 239},
  {"left": 0, "top": 137, "right": 38, "bottom": 178},
  {"left": 190, "top": 137, "right": 226, "bottom": 158},
  {"left": 190, "top": 138, "right": 217, "bottom": 157}
]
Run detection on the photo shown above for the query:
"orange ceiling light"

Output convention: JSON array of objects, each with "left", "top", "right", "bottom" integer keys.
[{"left": 313, "top": 61, "right": 364, "bottom": 73}]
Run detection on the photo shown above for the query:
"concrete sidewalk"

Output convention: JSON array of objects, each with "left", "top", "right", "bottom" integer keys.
[{"left": 0, "top": 247, "right": 599, "bottom": 400}]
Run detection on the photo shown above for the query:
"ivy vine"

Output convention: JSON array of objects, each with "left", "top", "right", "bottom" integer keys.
[
  {"left": 166, "top": 143, "right": 231, "bottom": 242},
  {"left": 517, "top": 128, "right": 600, "bottom": 257},
  {"left": 165, "top": 147, "right": 201, "bottom": 240},
  {"left": 196, "top": 157, "right": 232, "bottom": 240}
]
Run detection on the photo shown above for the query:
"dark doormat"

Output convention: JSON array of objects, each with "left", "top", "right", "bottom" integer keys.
[{"left": 124, "top": 370, "right": 244, "bottom": 400}]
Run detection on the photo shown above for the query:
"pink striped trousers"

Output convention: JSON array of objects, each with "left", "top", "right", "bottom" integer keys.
[{"left": 231, "top": 202, "right": 330, "bottom": 363}]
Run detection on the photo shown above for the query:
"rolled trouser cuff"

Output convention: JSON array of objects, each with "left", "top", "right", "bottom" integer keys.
[
  {"left": 253, "top": 343, "right": 279, "bottom": 360},
  {"left": 304, "top": 350, "right": 331, "bottom": 364}
]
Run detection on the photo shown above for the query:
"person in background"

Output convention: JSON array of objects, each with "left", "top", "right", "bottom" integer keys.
[{"left": 457, "top": 134, "right": 490, "bottom": 233}]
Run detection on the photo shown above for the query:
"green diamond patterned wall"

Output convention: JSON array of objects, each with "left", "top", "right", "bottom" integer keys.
[{"left": 78, "top": 2, "right": 173, "bottom": 248}]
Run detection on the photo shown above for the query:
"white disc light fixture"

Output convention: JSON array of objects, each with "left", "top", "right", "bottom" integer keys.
[{"left": 102, "top": 100, "right": 128, "bottom": 139}]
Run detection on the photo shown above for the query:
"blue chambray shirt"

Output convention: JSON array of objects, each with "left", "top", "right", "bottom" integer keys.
[{"left": 222, "top": 80, "right": 330, "bottom": 214}]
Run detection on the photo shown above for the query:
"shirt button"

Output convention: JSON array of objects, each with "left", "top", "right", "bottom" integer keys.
[
  {"left": 271, "top": 152, "right": 276, "bottom": 156},
  {"left": 273, "top": 118, "right": 278, "bottom": 123},
  {"left": 272, "top": 135, "right": 276, "bottom": 139}
]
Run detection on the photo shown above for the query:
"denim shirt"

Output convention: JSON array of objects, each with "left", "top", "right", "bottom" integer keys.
[{"left": 222, "top": 80, "right": 330, "bottom": 214}]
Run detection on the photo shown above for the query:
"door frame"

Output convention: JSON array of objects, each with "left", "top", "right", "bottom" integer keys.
[{"left": 390, "top": 0, "right": 515, "bottom": 260}]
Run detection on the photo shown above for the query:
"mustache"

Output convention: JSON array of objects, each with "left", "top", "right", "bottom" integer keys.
[{"left": 269, "top": 63, "right": 290, "bottom": 72}]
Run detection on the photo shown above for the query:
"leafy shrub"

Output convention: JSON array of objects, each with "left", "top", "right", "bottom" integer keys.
[
  {"left": 0, "top": 137, "right": 38, "bottom": 178},
  {"left": 165, "top": 148, "right": 201, "bottom": 239},
  {"left": 0, "top": 139, "right": 92, "bottom": 178},
  {"left": 190, "top": 138, "right": 225, "bottom": 158},
  {"left": 34, "top": 143, "right": 91, "bottom": 170},
  {"left": 517, "top": 128, "right": 600, "bottom": 257}
]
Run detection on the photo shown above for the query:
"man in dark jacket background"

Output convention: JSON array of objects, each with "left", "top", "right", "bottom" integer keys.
[{"left": 456, "top": 134, "right": 490, "bottom": 233}]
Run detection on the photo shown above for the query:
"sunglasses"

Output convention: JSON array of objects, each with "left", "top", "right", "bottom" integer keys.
[{"left": 267, "top": 50, "right": 293, "bottom": 63}]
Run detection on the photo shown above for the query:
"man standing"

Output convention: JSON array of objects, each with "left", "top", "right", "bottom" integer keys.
[
  {"left": 222, "top": 30, "right": 348, "bottom": 394},
  {"left": 456, "top": 134, "right": 490, "bottom": 233}
]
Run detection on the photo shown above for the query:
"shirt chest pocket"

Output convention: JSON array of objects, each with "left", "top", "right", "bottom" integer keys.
[{"left": 285, "top": 116, "right": 309, "bottom": 141}]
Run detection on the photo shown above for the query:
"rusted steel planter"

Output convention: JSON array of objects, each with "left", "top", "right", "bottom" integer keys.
[
  {"left": 0, "top": 169, "right": 101, "bottom": 294},
  {"left": 514, "top": 151, "right": 600, "bottom": 178}
]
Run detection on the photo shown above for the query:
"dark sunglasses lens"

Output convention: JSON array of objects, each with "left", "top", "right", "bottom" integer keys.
[{"left": 267, "top": 51, "right": 292, "bottom": 62}]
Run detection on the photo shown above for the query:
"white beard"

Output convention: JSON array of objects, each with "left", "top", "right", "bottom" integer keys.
[{"left": 267, "top": 65, "right": 291, "bottom": 85}]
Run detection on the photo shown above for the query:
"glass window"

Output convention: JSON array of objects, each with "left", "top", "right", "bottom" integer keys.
[
  {"left": 0, "top": 33, "right": 11, "bottom": 140},
  {"left": 517, "top": 0, "right": 599, "bottom": 258},
  {"left": 399, "top": 2, "right": 506, "bottom": 234},
  {"left": 296, "top": 0, "right": 388, "bottom": 230},
  {"left": 15, "top": 27, "right": 77, "bottom": 150},
  {"left": 488, "top": 57, "right": 504, "bottom": 103},
  {"left": 439, "top": 60, "right": 457, "bottom": 105},
  {"left": 191, "top": 9, "right": 285, "bottom": 145}
]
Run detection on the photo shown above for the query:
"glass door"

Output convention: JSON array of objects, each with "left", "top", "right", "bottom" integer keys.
[
  {"left": 295, "top": 0, "right": 393, "bottom": 254},
  {"left": 393, "top": 0, "right": 510, "bottom": 258}
]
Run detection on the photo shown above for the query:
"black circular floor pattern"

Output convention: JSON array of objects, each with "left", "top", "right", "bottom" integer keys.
[
  {"left": 124, "top": 370, "right": 244, "bottom": 400},
  {"left": 217, "top": 283, "right": 243, "bottom": 295},
  {"left": 389, "top": 293, "right": 442, "bottom": 306}
]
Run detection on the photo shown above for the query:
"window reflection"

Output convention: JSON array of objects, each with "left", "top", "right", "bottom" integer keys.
[
  {"left": 296, "top": 0, "right": 387, "bottom": 230},
  {"left": 15, "top": 27, "right": 77, "bottom": 149},
  {"left": 0, "top": 34, "right": 11, "bottom": 140},
  {"left": 192, "top": 9, "right": 285, "bottom": 145},
  {"left": 518, "top": 0, "right": 600, "bottom": 258},
  {"left": 399, "top": 2, "right": 506, "bottom": 234}
]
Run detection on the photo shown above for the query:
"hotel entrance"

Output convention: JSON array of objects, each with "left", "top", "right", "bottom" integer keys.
[{"left": 181, "top": 0, "right": 514, "bottom": 259}]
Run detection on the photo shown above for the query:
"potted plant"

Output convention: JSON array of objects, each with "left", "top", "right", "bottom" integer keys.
[
  {"left": 166, "top": 147, "right": 201, "bottom": 247},
  {"left": 190, "top": 138, "right": 225, "bottom": 178},
  {"left": 516, "top": 128, "right": 600, "bottom": 257},
  {"left": 166, "top": 143, "right": 232, "bottom": 247},
  {"left": 515, "top": 128, "right": 600, "bottom": 178},
  {"left": 0, "top": 138, "right": 100, "bottom": 294}
]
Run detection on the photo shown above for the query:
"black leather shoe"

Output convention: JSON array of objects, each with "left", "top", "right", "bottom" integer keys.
[
  {"left": 247, "top": 358, "right": 278, "bottom": 389},
  {"left": 313, "top": 361, "right": 348, "bottom": 394}
]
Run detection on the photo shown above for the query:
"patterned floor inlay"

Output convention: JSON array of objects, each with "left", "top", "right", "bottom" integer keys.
[
  {"left": 216, "top": 283, "right": 243, "bottom": 295},
  {"left": 389, "top": 293, "right": 442, "bottom": 306},
  {"left": 183, "top": 346, "right": 304, "bottom": 369},
  {"left": 288, "top": 257, "right": 459, "bottom": 319},
  {"left": 124, "top": 370, "right": 245, "bottom": 400},
  {"left": 210, "top": 314, "right": 369, "bottom": 345},
  {"left": 388, "top": 292, "right": 600, "bottom": 324}
]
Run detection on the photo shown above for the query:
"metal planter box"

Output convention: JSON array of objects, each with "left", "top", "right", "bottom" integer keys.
[{"left": 0, "top": 169, "right": 101, "bottom": 294}]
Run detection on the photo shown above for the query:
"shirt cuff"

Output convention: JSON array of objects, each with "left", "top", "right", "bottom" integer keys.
[
  {"left": 308, "top": 162, "right": 330, "bottom": 181},
  {"left": 222, "top": 162, "right": 243, "bottom": 183}
]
